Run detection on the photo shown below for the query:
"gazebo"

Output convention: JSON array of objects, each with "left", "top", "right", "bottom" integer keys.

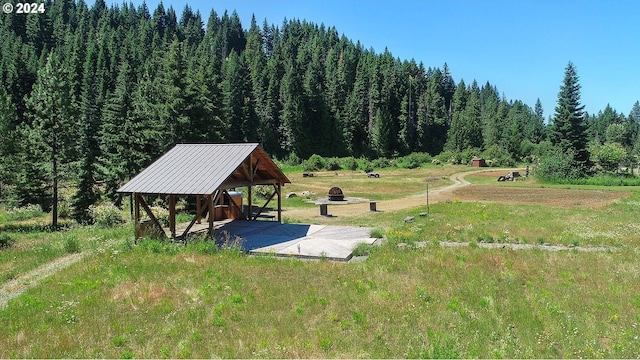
[{"left": 117, "top": 143, "right": 290, "bottom": 240}]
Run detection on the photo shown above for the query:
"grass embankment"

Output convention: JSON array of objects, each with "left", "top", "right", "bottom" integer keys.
[{"left": 2, "top": 165, "right": 640, "bottom": 357}]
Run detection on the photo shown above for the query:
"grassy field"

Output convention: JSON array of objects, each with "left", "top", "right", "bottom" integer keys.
[{"left": 2, "top": 165, "right": 640, "bottom": 358}]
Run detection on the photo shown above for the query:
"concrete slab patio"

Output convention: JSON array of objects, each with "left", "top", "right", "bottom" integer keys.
[{"left": 215, "top": 220, "right": 377, "bottom": 261}]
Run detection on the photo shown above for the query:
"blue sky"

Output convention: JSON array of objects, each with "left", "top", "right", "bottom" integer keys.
[{"left": 114, "top": 0, "right": 639, "bottom": 119}]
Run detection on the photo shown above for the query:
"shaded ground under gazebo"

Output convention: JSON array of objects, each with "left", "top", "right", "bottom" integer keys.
[{"left": 117, "top": 143, "right": 290, "bottom": 240}]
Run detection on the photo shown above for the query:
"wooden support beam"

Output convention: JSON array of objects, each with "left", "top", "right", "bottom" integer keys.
[
  {"left": 277, "top": 182, "right": 282, "bottom": 223},
  {"left": 252, "top": 159, "right": 261, "bottom": 178},
  {"left": 196, "top": 195, "right": 202, "bottom": 224},
  {"left": 168, "top": 194, "right": 176, "bottom": 239},
  {"left": 219, "top": 179, "right": 277, "bottom": 189},
  {"left": 208, "top": 190, "right": 221, "bottom": 237},
  {"left": 181, "top": 194, "right": 213, "bottom": 238},
  {"left": 137, "top": 194, "right": 165, "bottom": 239},
  {"left": 225, "top": 190, "right": 247, "bottom": 221},
  {"left": 252, "top": 189, "right": 276, "bottom": 220},
  {"left": 247, "top": 185, "right": 252, "bottom": 220},
  {"left": 134, "top": 193, "right": 140, "bottom": 240}
]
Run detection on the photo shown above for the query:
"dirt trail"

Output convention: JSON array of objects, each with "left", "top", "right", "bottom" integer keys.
[
  {"left": 282, "top": 168, "right": 504, "bottom": 219},
  {"left": 0, "top": 241, "right": 116, "bottom": 309}
]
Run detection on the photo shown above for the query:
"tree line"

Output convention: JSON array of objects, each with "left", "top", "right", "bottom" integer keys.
[{"left": 1, "top": 0, "right": 639, "bottom": 224}]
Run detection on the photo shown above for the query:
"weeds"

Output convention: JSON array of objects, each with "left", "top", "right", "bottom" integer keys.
[
  {"left": 4, "top": 204, "right": 44, "bottom": 221},
  {"left": 89, "top": 203, "right": 123, "bottom": 228},
  {"left": 63, "top": 234, "right": 81, "bottom": 254},
  {"left": 0, "top": 233, "right": 15, "bottom": 248}
]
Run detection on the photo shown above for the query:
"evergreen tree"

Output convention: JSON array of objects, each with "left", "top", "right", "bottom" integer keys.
[
  {"left": 0, "top": 87, "right": 17, "bottom": 202},
  {"left": 71, "top": 33, "right": 103, "bottom": 223},
  {"left": 25, "top": 52, "right": 78, "bottom": 227},
  {"left": 223, "top": 51, "right": 258, "bottom": 142},
  {"left": 445, "top": 79, "right": 468, "bottom": 151},
  {"left": 549, "top": 62, "right": 590, "bottom": 172}
]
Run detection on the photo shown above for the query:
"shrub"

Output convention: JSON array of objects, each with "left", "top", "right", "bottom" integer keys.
[
  {"left": 325, "top": 157, "right": 342, "bottom": 171},
  {"left": 357, "top": 158, "right": 373, "bottom": 171},
  {"left": 253, "top": 185, "right": 272, "bottom": 199},
  {"left": 434, "top": 150, "right": 461, "bottom": 165},
  {"left": 340, "top": 156, "right": 358, "bottom": 171},
  {"left": 460, "top": 148, "right": 479, "bottom": 165},
  {"left": 590, "top": 142, "right": 627, "bottom": 172},
  {"left": 482, "top": 144, "right": 515, "bottom": 167},
  {"left": 371, "top": 157, "right": 393, "bottom": 169},
  {"left": 5, "top": 204, "right": 45, "bottom": 221},
  {"left": 0, "top": 233, "right": 15, "bottom": 249},
  {"left": 89, "top": 203, "right": 123, "bottom": 228},
  {"left": 149, "top": 206, "right": 169, "bottom": 226},
  {"left": 397, "top": 152, "right": 432, "bottom": 169},
  {"left": 537, "top": 146, "right": 582, "bottom": 181},
  {"left": 284, "top": 152, "right": 302, "bottom": 166},
  {"left": 303, "top": 154, "right": 325, "bottom": 171}
]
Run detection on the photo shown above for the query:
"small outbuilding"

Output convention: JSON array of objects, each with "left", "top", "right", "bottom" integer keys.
[
  {"left": 117, "top": 143, "right": 290, "bottom": 240},
  {"left": 471, "top": 157, "right": 486, "bottom": 167}
]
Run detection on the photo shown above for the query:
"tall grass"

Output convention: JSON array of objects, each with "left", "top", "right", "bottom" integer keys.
[
  {"left": 1, "top": 241, "right": 640, "bottom": 358},
  {"left": 2, "top": 167, "right": 640, "bottom": 357}
]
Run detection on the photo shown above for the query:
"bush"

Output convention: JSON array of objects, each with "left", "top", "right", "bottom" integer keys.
[
  {"left": 0, "top": 233, "right": 15, "bottom": 249},
  {"left": 396, "top": 152, "right": 432, "bottom": 169},
  {"left": 325, "top": 157, "right": 342, "bottom": 171},
  {"left": 149, "top": 206, "right": 169, "bottom": 226},
  {"left": 284, "top": 153, "right": 302, "bottom": 166},
  {"left": 5, "top": 204, "right": 45, "bottom": 221},
  {"left": 537, "top": 146, "right": 582, "bottom": 181},
  {"left": 357, "top": 158, "right": 373, "bottom": 171},
  {"left": 371, "top": 157, "right": 393, "bottom": 169},
  {"left": 303, "top": 154, "right": 325, "bottom": 171},
  {"left": 89, "top": 203, "right": 123, "bottom": 228},
  {"left": 340, "top": 157, "right": 359, "bottom": 171},
  {"left": 434, "top": 150, "right": 461, "bottom": 165},
  {"left": 253, "top": 185, "right": 272, "bottom": 199},
  {"left": 482, "top": 145, "right": 515, "bottom": 167}
]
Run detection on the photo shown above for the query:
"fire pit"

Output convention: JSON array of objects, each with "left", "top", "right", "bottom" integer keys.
[{"left": 327, "top": 187, "right": 345, "bottom": 201}]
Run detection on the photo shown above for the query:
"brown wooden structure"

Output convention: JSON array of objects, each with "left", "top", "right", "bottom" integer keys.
[
  {"left": 117, "top": 143, "right": 290, "bottom": 240},
  {"left": 471, "top": 157, "right": 486, "bottom": 167}
]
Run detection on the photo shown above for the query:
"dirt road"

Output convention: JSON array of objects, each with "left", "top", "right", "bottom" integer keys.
[{"left": 281, "top": 169, "right": 491, "bottom": 219}]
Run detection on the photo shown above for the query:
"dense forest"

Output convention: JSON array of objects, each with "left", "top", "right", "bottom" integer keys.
[{"left": 1, "top": 0, "right": 639, "bottom": 223}]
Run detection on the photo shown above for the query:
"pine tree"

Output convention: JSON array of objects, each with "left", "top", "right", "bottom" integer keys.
[
  {"left": 549, "top": 62, "right": 590, "bottom": 172},
  {"left": 445, "top": 79, "right": 468, "bottom": 151},
  {"left": 0, "top": 87, "right": 17, "bottom": 202},
  {"left": 25, "top": 52, "right": 78, "bottom": 227}
]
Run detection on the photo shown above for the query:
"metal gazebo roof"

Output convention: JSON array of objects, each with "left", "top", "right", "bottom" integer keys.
[{"left": 117, "top": 143, "right": 290, "bottom": 195}]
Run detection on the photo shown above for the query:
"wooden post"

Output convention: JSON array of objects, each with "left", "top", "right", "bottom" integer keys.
[
  {"left": 426, "top": 183, "right": 429, "bottom": 215},
  {"left": 196, "top": 195, "right": 202, "bottom": 224},
  {"left": 169, "top": 194, "right": 176, "bottom": 239},
  {"left": 248, "top": 155, "right": 254, "bottom": 220},
  {"left": 134, "top": 193, "right": 140, "bottom": 240},
  {"left": 247, "top": 185, "right": 252, "bottom": 220},
  {"left": 208, "top": 194, "right": 214, "bottom": 237},
  {"left": 277, "top": 182, "right": 282, "bottom": 223}
]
